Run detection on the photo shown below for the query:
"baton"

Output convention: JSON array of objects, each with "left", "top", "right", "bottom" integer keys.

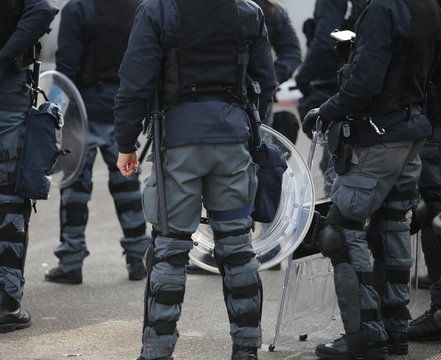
[{"left": 152, "top": 82, "right": 169, "bottom": 236}]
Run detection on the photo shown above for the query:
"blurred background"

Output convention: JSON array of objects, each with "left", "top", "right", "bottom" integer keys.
[{"left": 40, "top": 0, "right": 315, "bottom": 66}]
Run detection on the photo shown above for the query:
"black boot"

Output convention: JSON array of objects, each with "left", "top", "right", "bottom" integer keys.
[
  {"left": 315, "top": 335, "right": 387, "bottom": 359},
  {"left": 386, "top": 332, "right": 408, "bottom": 355},
  {"left": 0, "top": 286, "right": 31, "bottom": 333},
  {"left": 408, "top": 307, "right": 441, "bottom": 340},
  {"left": 126, "top": 256, "right": 147, "bottom": 280},
  {"left": 231, "top": 344, "right": 258, "bottom": 360},
  {"left": 45, "top": 266, "right": 82, "bottom": 284}
]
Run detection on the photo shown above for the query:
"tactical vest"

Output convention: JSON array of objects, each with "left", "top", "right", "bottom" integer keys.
[
  {"left": 79, "top": 0, "right": 140, "bottom": 86},
  {"left": 0, "top": 0, "right": 22, "bottom": 50},
  {"left": 162, "top": 0, "right": 246, "bottom": 107},
  {"left": 363, "top": 0, "right": 441, "bottom": 114},
  {"left": 252, "top": 0, "right": 279, "bottom": 45}
]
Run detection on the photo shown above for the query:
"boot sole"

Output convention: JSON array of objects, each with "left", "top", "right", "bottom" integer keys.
[
  {"left": 315, "top": 347, "right": 387, "bottom": 360},
  {"left": 45, "top": 275, "right": 82, "bottom": 284},
  {"left": 387, "top": 343, "right": 408, "bottom": 355},
  {"left": 0, "top": 320, "right": 32, "bottom": 333},
  {"left": 408, "top": 334, "right": 441, "bottom": 341}
]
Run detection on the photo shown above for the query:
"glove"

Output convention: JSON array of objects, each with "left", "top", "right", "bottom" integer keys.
[
  {"left": 302, "top": 108, "right": 320, "bottom": 139},
  {"left": 302, "top": 108, "right": 330, "bottom": 138}
]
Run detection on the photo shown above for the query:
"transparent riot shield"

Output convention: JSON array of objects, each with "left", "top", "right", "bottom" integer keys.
[
  {"left": 189, "top": 125, "right": 316, "bottom": 272},
  {"left": 38, "top": 70, "right": 88, "bottom": 188}
]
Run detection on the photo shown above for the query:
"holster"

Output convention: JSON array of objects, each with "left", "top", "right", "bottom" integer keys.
[{"left": 328, "top": 121, "right": 352, "bottom": 175}]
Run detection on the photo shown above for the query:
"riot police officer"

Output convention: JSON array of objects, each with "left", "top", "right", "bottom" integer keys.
[
  {"left": 302, "top": 0, "right": 441, "bottom": 358},
  {"left": 114, "top": 0, "right": 276, "bottom": 358},
  {"left": 44, "top": 0, "right": 151, "bottom": 285},
  {"left": 253, "top": 0, "right": 301, "bottom": 126},
  {"left": 0, "top": 0, "right": 58, "bottom": 332},
  {"left": 407, "top": 16, "right": 441, "bottom": 339}
]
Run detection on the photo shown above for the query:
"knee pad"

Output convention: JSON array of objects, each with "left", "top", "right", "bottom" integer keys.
[{"left": 417, "top": 199, "right": 441, "bottom": 228}]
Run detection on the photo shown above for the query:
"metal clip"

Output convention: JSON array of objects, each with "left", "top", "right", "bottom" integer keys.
[{"left": 369, "top": 118, "right": 386, "bottom": 135}]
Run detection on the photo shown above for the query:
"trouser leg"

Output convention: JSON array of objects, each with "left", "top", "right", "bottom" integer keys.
[
  {"left": 100, "top": 141, "right": 149, "bottom": 259},
  {"left": 53, "top": 148, "right": 96, "bottom": 272},
  {"left": 0, "top": 111, "right": 30, "bottom": 300}
]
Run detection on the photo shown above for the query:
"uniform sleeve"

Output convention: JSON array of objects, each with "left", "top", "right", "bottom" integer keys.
[
  {"left": 0, "top": 0, "right": 59, "bottom": 64},
  {"left": 55, "top": 0, "right": 89, "bottom": 83},
  {"left": 247, "top": 8, "right": 277, "bottom": 120},
  {"left": 319, "top": 2, "right": 407, "bottom": 122},
  {"left": 294, "top": 0, "right": 347, "bottom": 92},
  {"left": 272, "top": 5, "right": 301, "bottom": 84},
  {"left": 114, "top": 0, "right": 172, "bottom": 154}
]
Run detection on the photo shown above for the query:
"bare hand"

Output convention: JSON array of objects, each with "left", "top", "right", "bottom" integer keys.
[{"left": 117, "top": 152, "right": 138, "bottom": 177}]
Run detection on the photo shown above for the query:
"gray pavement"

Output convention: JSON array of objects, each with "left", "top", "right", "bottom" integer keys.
[{"left": 2, "top": 124, "right": 441, "bottom": 360}]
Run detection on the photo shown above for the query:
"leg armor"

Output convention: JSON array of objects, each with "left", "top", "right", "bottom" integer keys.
[
  {"left": 368, "top": 188, "right": 416, "bottom": 335},
  {"left": 416, "top": 199, "right": 441, "bottom": 283},
  {"left": 141, "top": 231, "right": 193, "bottom": 360},
  {"left": 54, "top": 155, "right": 94, "bottom": 272},
  {"left": 0, "top": 186, "right": 31, "bottom": 301},
  {"left": 213, "top": 229, "right": 262, "bottom": 349},
  {"left": 320, "top": 205, "right": 382, "bottom": 358}
]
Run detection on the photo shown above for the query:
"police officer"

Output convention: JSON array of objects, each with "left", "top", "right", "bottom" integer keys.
[
  {"left": 0, "top": 0, "right": 58, "bottom": 332},
  {"left": 44, "top": 0, "right": 151, "bottom": 285},
  {"left": 407, "top": 21, "right": 441, "bottom": 339},
  {"left": 252, "top": 0, "right": 301, "bottom": 126},
  {"left": 186, "top": 0, "right": 300, "bottom": 276},
  {"left": 295, "top": 0, "right": 366, "bottom": 120},
  {"left": 302, "top": 0, "right": 441, "bottom": 358},
  {"left": 114, "top": 0, "right": 276, "bottom": 358}
]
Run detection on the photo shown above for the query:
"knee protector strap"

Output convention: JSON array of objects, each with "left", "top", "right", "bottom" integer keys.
[
  {"left": 382, "top": 305, "right": 411, "bottom": 320},
  {"left": 155, "top": 290, "right": 185, "bottom": 305}
]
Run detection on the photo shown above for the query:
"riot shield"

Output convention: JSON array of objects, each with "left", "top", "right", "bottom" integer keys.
[
  {"left": 189, "top": 125, "right": 316, "bottom": 272},
  {"left": 38, "top": 70, "right": 88, "bottom": 189}
]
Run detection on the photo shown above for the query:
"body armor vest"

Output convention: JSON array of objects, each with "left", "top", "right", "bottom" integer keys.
[
  {"left": 162, "top": 0, "right": 246, "bottom": 106},
  {"left": 0, "top": 0, "right": 22, "bottom": 50},
  {"left": 253, "top": 0, "right": 279, "bottom": 45},
  {"left": 363, "top": 0, "right": 441, "bottom": 115},
  {"left": 79, "top": 0, "right": 140, "bottom": 86}
]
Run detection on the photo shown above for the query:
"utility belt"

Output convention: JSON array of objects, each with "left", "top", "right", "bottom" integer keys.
[{"left": 328, "top": 105, "right": 422, "bottom": 175}]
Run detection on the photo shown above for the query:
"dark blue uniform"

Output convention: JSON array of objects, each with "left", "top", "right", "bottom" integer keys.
[
  {"left": 0, "top": 0, "right": 58, "bottom": 333},
  {"left": 304, "top": 0, "right": 441, "bottom": 357},
  {"left": 294, "top": 0, "right": 348, "bottom": 96},
  {"left": 114, "top": 0, "right": 276, "bottom": 359},
  {"left": 407, "top": 0, "right": 441, "bottom": 338},
  {"left": 44, "top": 0, "right": 150, "bottom": 285}
]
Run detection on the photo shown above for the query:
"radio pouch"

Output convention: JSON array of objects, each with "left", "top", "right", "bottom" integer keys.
[
  {"left": 15, "top": 102, "right": 64, "bottom": 199},
  {"left": 328, "top": 121, "right": 352, "bottom": 175},
  {"left": 251, "top": 141, "right": 287, "bottom": 223}
]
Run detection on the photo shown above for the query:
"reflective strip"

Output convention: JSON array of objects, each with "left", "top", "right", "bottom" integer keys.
[{"left": 209, "top": 204, "right": 255, "bottom": 222}]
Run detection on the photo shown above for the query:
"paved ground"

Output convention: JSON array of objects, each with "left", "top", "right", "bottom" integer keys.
[{"left": 2, "top": 110, "right": 441, "bottom": 359}]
